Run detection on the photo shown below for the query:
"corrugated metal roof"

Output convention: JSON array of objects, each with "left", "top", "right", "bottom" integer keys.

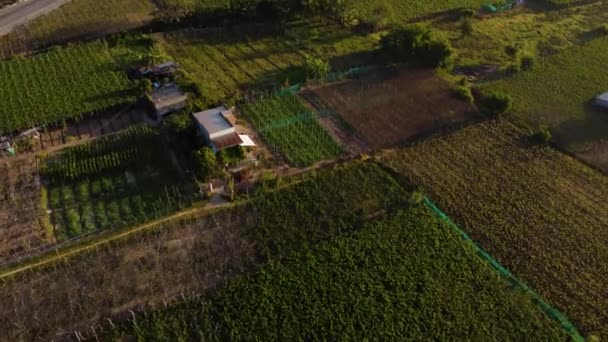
[
  {"left": 152, "top": 84, "right": 187, "bottom": 108},
  {"left": 193, "top": 106, "right": 234, "bottom": 134},
  {"left": 212, "top": 132, "right": 243, "bottom": 150}
]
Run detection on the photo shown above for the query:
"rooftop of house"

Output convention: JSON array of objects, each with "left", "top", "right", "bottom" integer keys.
[
  {"left": 151, "top": 83, "right": 186, "bottom": 108},
  {"left": 193, "top": 105, "right": 235, "bottom": 134},
  {"left": 597, "top": 92, "right": 608, "bottom": 102},
  {"left": 212, "top": 132, "right": 243, "bottom": 150}
]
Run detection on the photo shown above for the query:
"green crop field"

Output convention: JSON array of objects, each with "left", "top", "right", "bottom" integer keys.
[
  {"left": 41, "top": 125, "right": 193, "bottom": 241},
  {"left": 112, "top": 206, "right": 567, "bottom": 341},
  {"left": 156, "top": 20, "right": 381, "bottom": 104},
  {"left": 0, "top": 162, "right": 408, "bottom": 340},
  {"left": 435, "top": 1, "right": 608, "bottom": 67},
  {"left": 383, "top": 120, "right": 608, "bottom": 337},
  {"left": 482, "top": 36, "right": 608, "bottom": 171},
  {"left": 0, "top": 0, "right": 156, "bottom": 58},
  {"left": 347, "top": 0, "right": 486, "bottom": 23},
  {"left": 0, "top": 40, "right": 143, "bottom": 133},
  {"left": 241, "top": 94, "right": 341, "bottom": 166}
]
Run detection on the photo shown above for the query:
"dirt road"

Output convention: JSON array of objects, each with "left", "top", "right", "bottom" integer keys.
[{"left": 0, "top": 0, "right": 70, "bottom": 35}]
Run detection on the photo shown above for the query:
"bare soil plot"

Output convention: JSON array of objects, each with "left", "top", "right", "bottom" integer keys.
[
  {"left": 0, "top": 156, "right": 52, "bottom": 265},
  {"left": 383, "top": 121, "right": 608, "bottom": 337},
  {"left": 314, "top": 68, "right": 478, "bottom": 149}
]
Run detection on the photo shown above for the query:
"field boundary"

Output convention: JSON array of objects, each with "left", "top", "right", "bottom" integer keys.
[
  {"left": 0, "top": 201, "right": 237, "bottom": 281},
  {"left": 423, "top": 197, "right": 584, "bottom": 341}
]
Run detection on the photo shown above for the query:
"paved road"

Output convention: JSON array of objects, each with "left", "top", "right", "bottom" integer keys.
[{"left": 0, "top": 0, "right": 70, "bottom": 35}]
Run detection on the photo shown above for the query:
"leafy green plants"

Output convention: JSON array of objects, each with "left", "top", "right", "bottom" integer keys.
[
  {"left": 0, "top": 41, "right": 139, "bottom": 132},
  {"left": 383, "top": 121, "right": 608, "bottom": 336},
  {"left": 241, "top": 94, "right": 341, "bottom": 166}
]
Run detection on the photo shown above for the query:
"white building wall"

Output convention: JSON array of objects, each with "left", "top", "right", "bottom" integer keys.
[{"left": 209, "top": 127, "right": 236, "bottom": 140}]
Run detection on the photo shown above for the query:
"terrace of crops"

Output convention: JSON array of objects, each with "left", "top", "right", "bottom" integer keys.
[
  {"left": 155, "top": 20, "right": 381, "bottom": 104},
  {"left": 482, "top": 35, "right": 608, "bottom": 173},
  {"left": 0, "top": 39, "right": 143, "bottom": 133},
  {"left": 113, "top": 206, "right": 568, "bottom": 341},
  {"left": 382, "top": 120, "right": 608, "bottom": 337}
]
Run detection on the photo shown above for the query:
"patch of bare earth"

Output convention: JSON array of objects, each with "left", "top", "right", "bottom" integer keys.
[
  {"left": 0, "top": 155, "right": 52, "bottom": 265},
  {"left": 0, "top": 206, "right": 257, "bottom": 341},
  {"left": 314, "top": 68, "right": 478, "bottom": 149},
  {"left": 577, "top": 139, "right": 608, "bottom": 174}
]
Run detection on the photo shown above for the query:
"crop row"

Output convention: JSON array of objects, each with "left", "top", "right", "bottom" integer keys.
[
  {"left": 241, "top": 94, "right": 341, "bottom": 166},
  {"left": 111, "top": 205, "right": 566, "bottom": 340},
  {"left": 0, "top": 41, "right": 138, "bottom": 133},
  {"left": 52, "top": 185, "right": 190, "bottom": 240},
  {"left": 382, "top": 121, "right": 608, "bottom": 336}
]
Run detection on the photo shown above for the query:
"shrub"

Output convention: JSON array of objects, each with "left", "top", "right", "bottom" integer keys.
[
  {"left": 479, "top": 92, "right": 512, "bottom": 116},
  {"left": 461, "top": 18, "right": 474, "bottom": 36},
  {"left": 165, "top": 112, "right": 194, "bottom": 134},
  {"left": 532, "top": 126, "right": 552, "bottom": 144},
  {"left": 520, "top": 55, "right": 535, "bottom": 71},
  {"left": 409, "top": 190, "right": 425, "bottom": 205},
  {"left": 381, "top": 25, "right": 454, "bottom": 68},
  {"left": 193, "top": 147, "right": 220, "bottom": 181},
  {"left": 305, "top": 56, "right": 331, "bottom": 80},
  {"left": 460, "top": 8, "right": 476, "bottom": 18},
  {"left": 455, "top": 85, "right": 474, "bottom": 104}
]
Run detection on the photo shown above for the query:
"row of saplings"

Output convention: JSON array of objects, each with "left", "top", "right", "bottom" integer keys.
[{"left": 382, "top": 24, "right": 550, "bottom": 145}]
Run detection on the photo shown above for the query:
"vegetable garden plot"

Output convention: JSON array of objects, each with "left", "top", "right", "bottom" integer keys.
[
  {"left": 113, "top": 207, "right": 568, "bottom": 341},
  {"left": 41, "top": 125, "right": 193, "bottom": 241},
  {"left": 0, "top": 161, "right": 406, "bottom": 341},
  {"left": 382, "top": 120, "right": 608, "bottom": 338},
  {"left": 0, "top": 40, "right": 138, "bottom": 133},
  {"left": 241, "top": 94, "right": 342, "bottom": 167}
]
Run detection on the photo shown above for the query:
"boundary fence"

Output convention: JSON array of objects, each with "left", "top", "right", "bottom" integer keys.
[{"left": 423, "top": 197, "right": 584, "bottom": 342}]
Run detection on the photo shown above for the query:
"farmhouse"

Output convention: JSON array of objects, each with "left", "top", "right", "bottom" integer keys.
[
  {"left": 595, "top": 92, "right": 608, "bottom": 109},
  {"left": 193, "top": 105, "right": 243, "bottom": 152},
  {"left": 151, "top": 83, "right": 188, "bottom": 119}
]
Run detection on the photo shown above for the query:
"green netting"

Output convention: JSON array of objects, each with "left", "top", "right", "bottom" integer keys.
[
  {"left": 274, "top": 83, "right": 303, "bottom": 97},
  {"left": 423, "top": 197, "right": 584, "bottom": 342}
]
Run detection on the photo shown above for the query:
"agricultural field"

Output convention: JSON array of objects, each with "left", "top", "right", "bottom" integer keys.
[
  {"left": 0, "top": 162, "right": 407, "bottom": 340},
  {"left": 382, "top": 120, "right": 608, "bottom": 337},
  {"left": 482, "top": 35, "right": 608, "bottom": 173},
  {"left": 41, "top": 125, "right": 193, "bottom": 241},
  {"left": 112, "top": 206, "right": 567, "bottom": 340},
  {"left": 346, "top": 0, "right": 486, "bottom": 23},
  {"left": 0, "top": 0, "right": 156, "bottom": 58},
  {"left": 0, "top": 39, "right": 143, "bottom": 133},
  {"left": 435, "top": 1, "right": 608, "bottom": 67},
  {"left": 155, "top": 20, "right": 381, "bottom": 104},
  {"left": 0, "top": 155, "right": 52, "bottom": 265},
  {"left": 313, "top": 67, "right": 478, "bottom": 148},
  {"left": 241, "top": 94, "right": 341, "bottom": 166}
]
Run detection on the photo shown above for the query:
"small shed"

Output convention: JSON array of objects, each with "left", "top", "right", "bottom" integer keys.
[
  {"left": 136, "top": 61, "right": 178, "bottom": 78},
  {"left": 595, "top": 92, "right": 608, "bottom": 109},
  {"left": 151, "top": 83, "right": 188, "bottom": 119},
  {"left": 193, "top": 105, "right": 243, "bottom": 152}
]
